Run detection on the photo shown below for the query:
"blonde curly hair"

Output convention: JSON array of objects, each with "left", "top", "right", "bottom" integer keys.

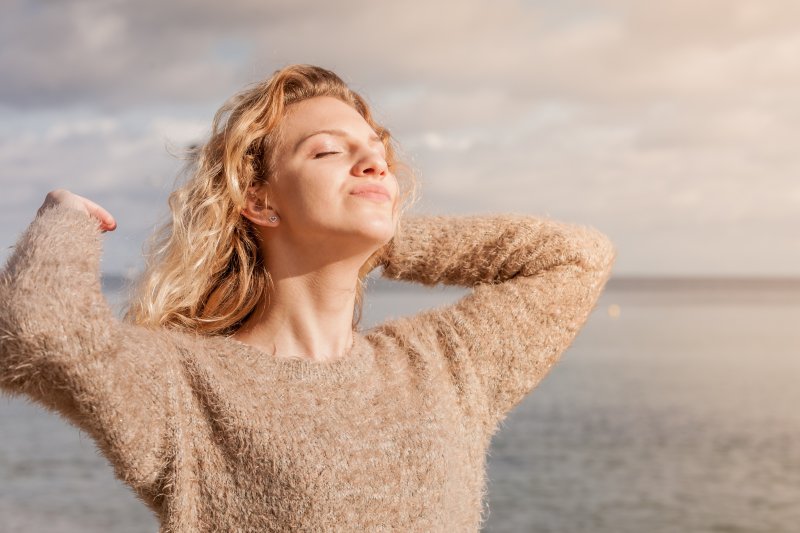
[{"left": 123, "top": 64, "right": 420, "bottom": 336}]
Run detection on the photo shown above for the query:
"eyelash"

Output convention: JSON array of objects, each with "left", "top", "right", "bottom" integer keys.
[{"left": 313, "top": 149, "right": 389, "bottom": 162}]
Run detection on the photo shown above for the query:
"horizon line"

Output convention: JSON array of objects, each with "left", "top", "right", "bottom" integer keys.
[{"left": 100, "top": 274, "right": 800, "bottom": 293}]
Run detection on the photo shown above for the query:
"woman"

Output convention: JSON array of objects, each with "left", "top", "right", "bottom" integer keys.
[{"left": 0, "top": 64, "right": 616, "bottom": 532}]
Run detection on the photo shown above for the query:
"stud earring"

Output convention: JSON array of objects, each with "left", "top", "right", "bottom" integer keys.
[{"left": 268, "top": 215, "right": 278, "bottom": 223}]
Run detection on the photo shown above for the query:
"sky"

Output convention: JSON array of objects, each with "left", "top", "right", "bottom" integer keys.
[{"left": 1, "top": 0, "right": 798, "bottom": 277}]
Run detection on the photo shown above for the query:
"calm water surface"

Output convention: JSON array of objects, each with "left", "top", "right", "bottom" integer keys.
[{"left": 1, "top": 282, "right": 798, "bottom": 532}]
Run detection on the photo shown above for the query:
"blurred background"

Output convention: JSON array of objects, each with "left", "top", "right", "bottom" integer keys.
[{"left": 1, "top": 1, "right": 798, "bottom": 532}]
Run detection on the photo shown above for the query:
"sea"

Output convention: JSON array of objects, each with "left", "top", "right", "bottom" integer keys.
[{"left": 1, "top": 276, "right": 798, "bottom": 533}]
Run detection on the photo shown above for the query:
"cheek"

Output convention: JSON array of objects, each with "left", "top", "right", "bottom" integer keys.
[
  {"left": 388, "top": 174, "right": 400, "bottom": 201},
  {"left": 284, "top": 172, "right": 342, "bottom": 217}
]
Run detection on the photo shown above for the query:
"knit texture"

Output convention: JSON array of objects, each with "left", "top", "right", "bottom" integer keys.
[{"left": 0, "top": 203, "right": 616, "bottom": 532}]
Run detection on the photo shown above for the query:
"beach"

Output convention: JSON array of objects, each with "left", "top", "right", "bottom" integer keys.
[{"left": 1, "top": 279, "right": 798, "bottom": 532}]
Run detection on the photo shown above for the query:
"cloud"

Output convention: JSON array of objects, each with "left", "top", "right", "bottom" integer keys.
[{"left": 1, "top": 0, "right": 798, "bottom": 275}]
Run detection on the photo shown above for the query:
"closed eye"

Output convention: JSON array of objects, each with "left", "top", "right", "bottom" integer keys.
[{"left": 314, "top": 152, "right": 340, "bottom": 159}]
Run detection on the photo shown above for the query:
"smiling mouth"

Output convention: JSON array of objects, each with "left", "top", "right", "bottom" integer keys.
[{"left": 350, "top": 191, "right": 391, "bottom": 202}]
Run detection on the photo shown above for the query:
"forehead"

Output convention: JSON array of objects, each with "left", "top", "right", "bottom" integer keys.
[{"left": 282, "top": 96, "right": 370, "bottom": 138}]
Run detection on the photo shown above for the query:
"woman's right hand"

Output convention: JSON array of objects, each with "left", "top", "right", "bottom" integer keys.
[{"left": 37, "top": 189, "right": 117, "bottom": 233}]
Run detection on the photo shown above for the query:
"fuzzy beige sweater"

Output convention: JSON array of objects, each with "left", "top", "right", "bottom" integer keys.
[{"left": 0, "top": 203, "right": 616, "bottom": 532}]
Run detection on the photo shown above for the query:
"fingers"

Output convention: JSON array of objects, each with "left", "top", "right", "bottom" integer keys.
[
  {"left": 81, "top": 197, "right": 117, "bottom": 232},
  {"left": 39, "top": 189, "right": 117, "bottom": 232}
]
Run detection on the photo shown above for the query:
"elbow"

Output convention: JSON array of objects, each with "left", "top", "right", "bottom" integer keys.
[
  {"left": 596, "top": 234, "right": 618, "bottom": 278},
  {"left": 0, "top": 285, "right": 116, "bottom": 361},
  {"left": 572, "top": 225, "right": 617, "bottom": 275},
  {"left": 513, "top": 221, "right": 616, "bottom": 280}
]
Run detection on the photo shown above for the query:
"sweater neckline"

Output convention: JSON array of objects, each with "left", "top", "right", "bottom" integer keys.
[{"left": 221, "top": 330, "right": 374, "bottom": 383}]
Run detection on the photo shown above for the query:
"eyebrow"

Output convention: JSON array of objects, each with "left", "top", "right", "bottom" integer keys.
[{"left": 294, "top": 128, "right": 382, "bottom": 153}]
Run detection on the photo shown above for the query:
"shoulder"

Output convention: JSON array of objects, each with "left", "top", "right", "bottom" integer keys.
[{"left": 113, "top": 321, "right": 243, "bottom": 367}]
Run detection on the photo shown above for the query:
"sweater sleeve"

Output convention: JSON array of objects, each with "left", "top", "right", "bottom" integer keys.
[
  {"left": 0, "top": 203, "right": 184, "bottom": 495},
  {"left": 374, "top": 212, "right": 616, "bottom": 435}
]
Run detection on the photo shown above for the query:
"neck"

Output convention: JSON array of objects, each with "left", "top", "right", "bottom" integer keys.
[{"left": 232, "top": 262, "right": 360, "bottom": 362}]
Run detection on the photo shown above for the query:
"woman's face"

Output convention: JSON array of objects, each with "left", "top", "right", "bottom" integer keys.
[{"left": 255, "top": 95, "right": 399, "bottom": 255}]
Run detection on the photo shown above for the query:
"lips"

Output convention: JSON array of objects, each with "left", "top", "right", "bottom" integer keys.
[{"left": 349, "top": 183, "right": 391, "bottom": 200}]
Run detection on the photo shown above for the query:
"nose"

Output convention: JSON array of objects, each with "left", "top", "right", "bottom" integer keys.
[{"left": 354, "top": 147, "right": 388, "bottom": 178}]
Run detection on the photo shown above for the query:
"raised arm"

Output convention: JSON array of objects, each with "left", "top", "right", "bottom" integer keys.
[
  {"left": 0, "top": 202, "right": 185, "bottom": 496},
  {"left": 374, "top": 212, "right": 616, "bottom": 436}
]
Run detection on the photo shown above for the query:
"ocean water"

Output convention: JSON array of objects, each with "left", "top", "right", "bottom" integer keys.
[{"left": 1, "top": 280, "right": 798, "bottom": 532}]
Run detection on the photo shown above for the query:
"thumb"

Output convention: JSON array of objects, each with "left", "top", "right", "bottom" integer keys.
[{"left": 82, "top": 198, "right": 117, "bottom": 232}]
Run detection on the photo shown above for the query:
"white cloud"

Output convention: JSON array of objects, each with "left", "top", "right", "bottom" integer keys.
[
  {"left": 45, "top": 118, "right": 119, "bottom": 142},
  {"left": 150, "top": 117, "right": 210, "bottom": 146},
  {"left": 1, "top": 1, "right": 798, "bottom": 276}
]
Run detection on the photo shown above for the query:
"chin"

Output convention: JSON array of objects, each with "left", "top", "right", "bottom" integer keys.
[{"left": 352, "top": 215, "right": 394, "bottom": 241}]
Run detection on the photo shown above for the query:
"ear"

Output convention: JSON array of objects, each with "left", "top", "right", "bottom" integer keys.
[{"left": 241, "top": 183, "right": 279, "bottom": 227}]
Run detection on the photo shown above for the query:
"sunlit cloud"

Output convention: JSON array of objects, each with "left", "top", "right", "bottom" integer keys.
[{"left": 1, "top": 0, "right": 797, "bottom": 276}]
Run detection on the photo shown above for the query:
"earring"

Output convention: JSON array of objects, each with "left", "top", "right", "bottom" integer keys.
[{"left": 268, "top": 215, "right": 278, "bottom": 222}]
